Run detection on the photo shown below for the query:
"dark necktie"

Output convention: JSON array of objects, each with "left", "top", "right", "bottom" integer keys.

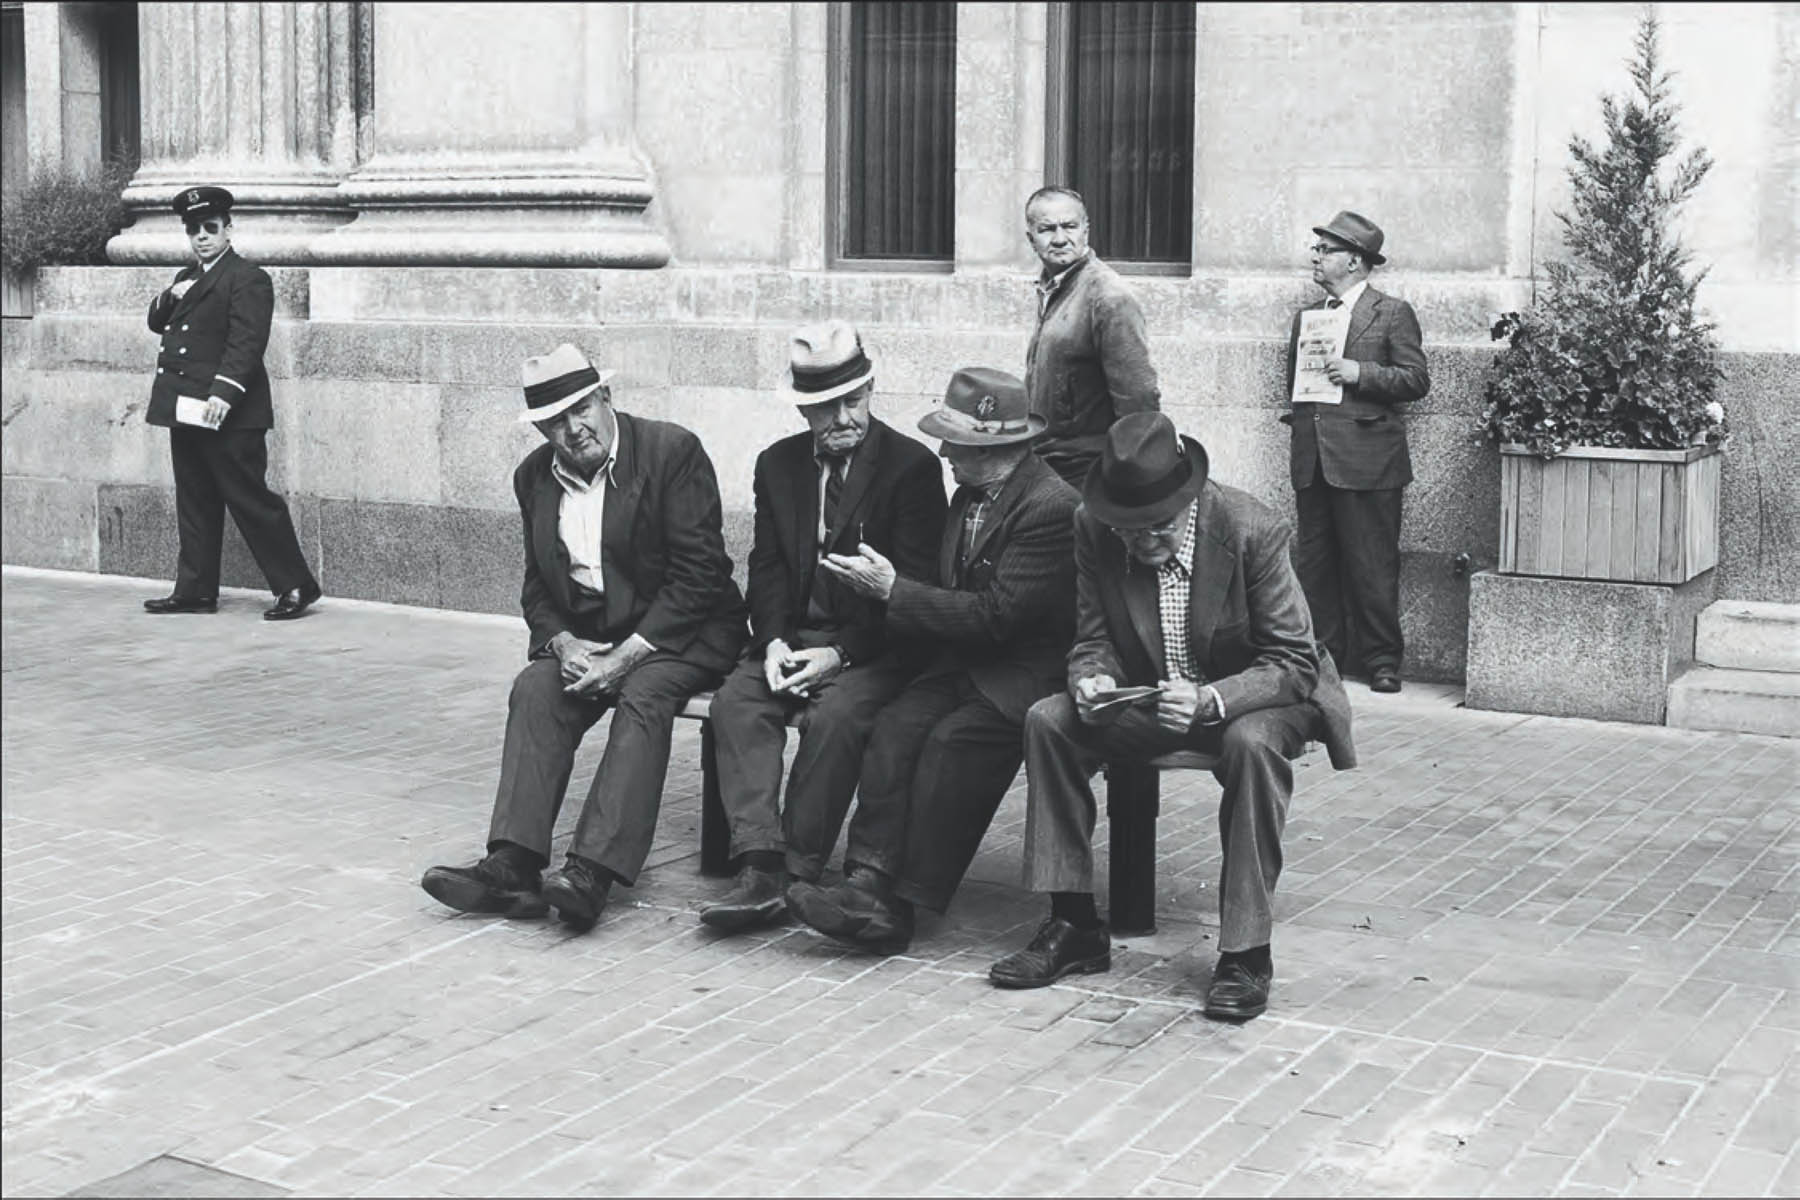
[
  {"left": 1326, "top": 297, "right": 1343, "bottom": 309},
  {"left": 822, "top": 457, "right": 846, "bottom": 536},
  {"left": 808, "top": 458, "right": 848, "bottom": 622}
]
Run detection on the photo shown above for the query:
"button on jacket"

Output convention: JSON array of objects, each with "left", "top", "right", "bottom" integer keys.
[{"left": 145, "top": 247, "right": 275, "bottom": 431}]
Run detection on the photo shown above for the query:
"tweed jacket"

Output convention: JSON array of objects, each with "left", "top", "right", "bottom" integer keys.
[
  {"left": 1024, "top": 254, "right": 1160, "bottom": 478},
  {"left": 145, "top": 249, "right": 277, "bottom": 430},
  {"left": 745, "top": 418, "right": 948, "bottom": 664},
  {"left": 1281, "top": 285, "right": 1430, "bottom": 492},
  {"left": 514, "top": 412, "right": 748, "bottom": 674},
  {"left": 1067, "top": 479, "right": 1356, "bottom": 769},
  {"left": 885, "top": 452, "right": 1080, "bottom": 725}
]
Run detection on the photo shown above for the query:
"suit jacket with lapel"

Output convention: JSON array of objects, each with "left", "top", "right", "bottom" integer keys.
[
  {"left": 146, "top": 248, "right": 276, "bottom": 430},
  {"left": 887, "top": 452, "right": 1080, "bottom": 725},
  {"left": 745, "top": 418, "right": 947, "bottom": 664},
  {"left": 514, "top": 411, "right": 748, "bottom": 673},
  {"left": 1282, "top": 284, "right": 1430, "bottom": 491},
  {"left": 1067, "top": 480, "right": 1356, "bottom": 769}
]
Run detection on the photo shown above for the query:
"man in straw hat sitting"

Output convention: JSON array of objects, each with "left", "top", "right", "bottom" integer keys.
[
  {"left": 699, "top": 320, "right": 946, "bottom": 933},
  {"left": 989, "top": 412, "right": 1356, "bottom": 1021},
  {"left": 421, "top": 346, "right": 748, "bottom": 931},
  {"left": 784, "top": 367, "right": 1079, "bottom": 955}
]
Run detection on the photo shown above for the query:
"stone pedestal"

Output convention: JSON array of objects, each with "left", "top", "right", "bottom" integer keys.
[
  {"left": 1465, "top": 569, "right": 1718, "bottom": 725},
  {"left": 108, "top": 1, "right": 360, "bottom": 264}
]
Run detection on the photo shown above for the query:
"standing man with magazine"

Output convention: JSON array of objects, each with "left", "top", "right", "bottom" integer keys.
[{"left": 141, "top": 186, "right": 321, "bottom": 621}]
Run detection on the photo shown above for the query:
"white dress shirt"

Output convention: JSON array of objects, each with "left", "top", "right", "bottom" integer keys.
[{"left": 550, "top": 414, "right": 622, "bottom": 595}]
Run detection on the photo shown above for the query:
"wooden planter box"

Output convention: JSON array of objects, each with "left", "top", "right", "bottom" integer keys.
[{"left": 1498, "top": 443, "right": 1721, "bottom": 584}]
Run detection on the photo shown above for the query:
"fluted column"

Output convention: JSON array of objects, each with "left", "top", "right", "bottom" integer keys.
[
  {"left": 310, "top": 1, "right": 668, "bottom": 267},
  {"left": 109, "top": 1, "right": 359, "bottom": 264}
]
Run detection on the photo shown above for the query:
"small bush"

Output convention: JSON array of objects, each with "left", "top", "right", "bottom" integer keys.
[{"left": 0, "top": 158, "right": 135, "bottom": 273}]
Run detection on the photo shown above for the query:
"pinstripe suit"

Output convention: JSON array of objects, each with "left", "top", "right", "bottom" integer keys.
[{"left": 841, "top": 452, "right": 1080, "bottom": 912}]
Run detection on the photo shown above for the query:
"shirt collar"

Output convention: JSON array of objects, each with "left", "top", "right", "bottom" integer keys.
[
  {"left": 1162, "top": 501, "right": 1199, "bottom": 577},
  {"left": 1330, "top": 279, "right": 1368, "bottom": 311},
  {"left": 1036, "top": 249, "right": 1091, "bottom": 294},
  {"left": 550, "top": 411, "right": 622, "bottom": 495}
]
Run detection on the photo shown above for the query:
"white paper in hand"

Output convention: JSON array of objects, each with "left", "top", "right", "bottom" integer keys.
[
  {"left": 1290, "top": 307, "right": 1349, "bottom": 406},
  {"left": 174, "top": 394, "right": 224, "bottom": 430}
]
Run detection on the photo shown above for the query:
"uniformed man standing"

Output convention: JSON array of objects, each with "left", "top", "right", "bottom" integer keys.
[{"left": 142, "top": 186, "right": 321, "bottom": 620}]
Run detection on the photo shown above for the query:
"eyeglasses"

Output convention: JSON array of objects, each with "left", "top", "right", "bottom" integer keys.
[
  {"left": 1309, "top": 242, "right": 1353, "bottom": 257},
  {"left": 1108, "top": 519, "right": 1182, "bottom": 543},
  {"left": 183, "top": 219, "right": 223, "bottom": 236}
]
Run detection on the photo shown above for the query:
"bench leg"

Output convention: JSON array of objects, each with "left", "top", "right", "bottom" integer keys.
[
  {"left": 1105, "top": 762, "right": 1159, "bottom": 937},
  {"left": 699, "top": 723, "right": 733, "bottom": 877}
]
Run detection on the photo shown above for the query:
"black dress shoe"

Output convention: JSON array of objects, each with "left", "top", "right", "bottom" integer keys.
[
  {"left": 1370, "top": 666, "right": 1402, "bottom": 694},
  {"left": 1203, "top": 958, "right": 1273, "bottom": 1021},
  {"left": 700, "top": 863, "right": 788, "bottom": 933},
  {"left": 787, "top": 869, "right": 913, "bottom": 955},
  {"left": 541, "top": 859, "right": 612, "bottom": 930},
  {"left": 144, "top": 594, "right": 218, "bottom": 614},
  {"left": 420, "top": 851, "right": 549, "bottom": 919},
  {"left": 264, "top": 583, "right": 322, "bottom": 621},
  {"left": 988, "top": 917, "right": 1112, "bottom": 989}
]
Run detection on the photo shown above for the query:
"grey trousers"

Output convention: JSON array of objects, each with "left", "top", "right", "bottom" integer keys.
[
  {"left": 487, "top": 654, "right": 724, "bottom": 886},
  {"left": 1021, "top": 692, "right": 1315, "bottom": 952},
  {"left": 708, "top": 653, "right": 915, "bottom": 880}
]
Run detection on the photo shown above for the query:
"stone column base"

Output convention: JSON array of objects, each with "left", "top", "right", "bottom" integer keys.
[
  {"left": 107, "top": 176, "right": 355, "bottom": 266},
  {"left": 1465, "top": 569, "right": 1719, "bottom": 724}
]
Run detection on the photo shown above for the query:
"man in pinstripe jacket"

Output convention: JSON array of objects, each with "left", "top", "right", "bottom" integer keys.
[{"left": 786, "top": 367, "right": 1079, "bottom": 955}]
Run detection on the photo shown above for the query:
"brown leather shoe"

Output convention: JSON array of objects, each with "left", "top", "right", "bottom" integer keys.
[
  {"left": 1203, "top": 958, "right": 1272, "bottom": 1021},
  {"left": 1370, "top": 666, "right": 1402, "bottom": 693},
  {"left": 700, "top": 863, "right": 788, "bottom": 933},
  {"left": 541, "top": 859, "right": 612, "bottom": 931},
  {"left": 787, "top": 868, "right": 913, "bottom": 955},
  {"left": 988, "top": 917, "right": 1111, "bottom": 988},
  {"left": 420, "top": 851, "right": 549, "bottom": 919}
]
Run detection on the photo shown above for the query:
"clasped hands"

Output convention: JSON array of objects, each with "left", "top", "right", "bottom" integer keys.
[
  {"left": 553, "top": 631, "right": 653, "bottom": 698},
  {"left": 762, "top": 638, "right": 842, "bottom": 700},
  {"left": 1075, "top": 673, "right": 1217, "bottom": 732}
]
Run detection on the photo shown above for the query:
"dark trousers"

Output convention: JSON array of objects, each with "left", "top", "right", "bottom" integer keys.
[
  {"left": 1021, "top": 693, "right": 1315, "bottom": 952},
  {"left": 709, "top": 653, "right": 915, "bottom": 880},
  {"left": 169, "top": 426, "right": 315, "bottom": 598},
  {"left": 1294, "top": 468, "right": 1404, "bottom": 673},
  {"left": 846, "top": 672, "right": 1027, "bottom": 913},
  {"left": 487, "top": 655, "right": 724, "bottom": 886}
]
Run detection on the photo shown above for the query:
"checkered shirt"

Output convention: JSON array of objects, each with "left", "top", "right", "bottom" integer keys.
[{"left": 1158, "top": 502, "right": 1200, "bottom": 682}]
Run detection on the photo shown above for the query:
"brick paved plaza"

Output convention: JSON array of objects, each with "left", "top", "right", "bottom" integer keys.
[{"left": 3, "top": 568, "right": 1794, "bottom": 1198}]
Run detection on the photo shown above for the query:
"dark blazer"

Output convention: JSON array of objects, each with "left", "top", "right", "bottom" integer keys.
[
  {"left": 1067, "top": 479, "right": 1356, "bottom": 769},
  {"left": 146, "top": 249, "right": 276, "bottom": 430},
  {"left": 886, "top": 452, "right": 1080, "bottom": 724},
  {"left": 1025, "top": 254, "right": 1160, "bottom": 478},
  {"left": 745, "top": 418, "right": 947, "bottom": 664},
  {"left": 514, "top": 411, "right": 748, "bottom": 674},
  {"left": 1282, "top": 285, "right": 1430, "bottom": 491}
]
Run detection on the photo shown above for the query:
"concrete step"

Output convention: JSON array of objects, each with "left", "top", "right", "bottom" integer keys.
[
  {"left": 1666, "top": 666, "right": 1800, "bottom": 738},
  {"left": 1695, "top": 600, "right": 1800, "bottom": 673}
]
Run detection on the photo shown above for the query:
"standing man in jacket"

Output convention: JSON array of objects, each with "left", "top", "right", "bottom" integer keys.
[
  {"left": 141, "top": 186, "right": 320, "bottom": 620},
  {"left": 1022, "top": 186, "right": 1161, "bottom": 489},
  {"left": 421, "top": 345, "right": 748, "bottom": 932},
  {"left": 700, "top": 321, "right": 946, "bottom": 933},
  {"left": 1282, "top": 211, "right": 1430, "bottom": 693}
]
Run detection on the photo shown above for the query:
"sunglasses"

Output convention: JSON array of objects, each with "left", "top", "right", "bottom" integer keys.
[{"left": 183, "top": 219, "right": 224, "bottom": 236}]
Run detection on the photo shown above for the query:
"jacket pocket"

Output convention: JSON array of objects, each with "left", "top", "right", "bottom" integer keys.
[{"left": 1353, "top": 413, "right": 1387, "bottom": 426}]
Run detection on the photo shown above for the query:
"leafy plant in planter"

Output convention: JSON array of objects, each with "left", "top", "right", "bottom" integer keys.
[
  {"left": 0, "top": 156, "right": 135, "bottom": 274},
  {"left": 1481, "top": 8, "right": 1726, "bottom": 459}
]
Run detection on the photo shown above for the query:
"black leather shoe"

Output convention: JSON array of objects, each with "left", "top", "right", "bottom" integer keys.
[
  {"left": 541, "top": 859, "right": 612, "bottom": 931},
  {"left": 263, "top": 583, "right": 322, "bottom": 621},
  {"left": 988, "top": 917, "right": 1112, "bottom": 989},
  {"left": 1204, "top": 958, "right": 1273, "bottom": 1021},
  {"left": 420, "top": 851, "right": 549, "bottom": 919},
  {"left": 700, "top": 863, "right": 788, "bottom": 933},
  {"left": 144, "top": 594, "right": 218, "bottom": 614},
  {"left": 1370, "top": 666, "right": 1402, "bottom": 694},
  {"left": 787, "top": 869, "right": 913, "bottom": 955}
]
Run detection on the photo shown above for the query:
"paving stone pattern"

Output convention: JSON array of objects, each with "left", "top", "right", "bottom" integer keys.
[{"left": 3, "top": 569, "right": 1795, "bottom": 1198}]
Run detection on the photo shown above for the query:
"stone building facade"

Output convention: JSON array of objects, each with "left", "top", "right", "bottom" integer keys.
[{"left": 2, "top": 2, "right": 1795, "bottom": 683}]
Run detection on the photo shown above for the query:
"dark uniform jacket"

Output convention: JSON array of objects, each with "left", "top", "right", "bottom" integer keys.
[
  {"left": 1281, "top": 285, "right": 1430, "bottom": 492},
  {"left": 745, "top": 418, "right": 947, "bottom": 665},
  {"left": 1067, "top": 479, "right": 1357, "bottom": 769},
  {"left": 886, "top": 452, "right": 1080, "bottom": 724},
  {"left": 515, "top": 412, "right": 748, "bottom": 675},
  {"left": 145, "top": 249, "right": 276, "bottom": 430}
]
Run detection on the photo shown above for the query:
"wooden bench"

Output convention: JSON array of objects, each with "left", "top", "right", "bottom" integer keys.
[{"left": 676, "top": 696, "right": 1297, "bottom": 939}]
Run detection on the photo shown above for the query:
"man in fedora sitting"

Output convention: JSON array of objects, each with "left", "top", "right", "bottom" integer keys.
[
  {"left": 989, "top": 412, "right": 1356, "bottom": 1021},
  {"left": 421, "top": 346, "right": 747, "bottom": 930},
  {"left": 784, "top": 367, "right": 1079, "bottom": 954},
  {"left": 699, "top": 320, "right": 946, "bottom": 933}
]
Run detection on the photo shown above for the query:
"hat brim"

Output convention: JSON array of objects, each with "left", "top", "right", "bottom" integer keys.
[
  {"left": 1310, "top": 226, "right": 1385, "bottom": 265},
  {"left": 1080, "top": 435, "right": 1206, "bottom": 529},
  {"left": 917, "top": 410, "right": 1048, "bottom": 447},
  {"left": 517, "top": 369, "right": 615, "bottom": 423},
  {"left": 780, "top": 366, "right": 874, "bottom": 408}
]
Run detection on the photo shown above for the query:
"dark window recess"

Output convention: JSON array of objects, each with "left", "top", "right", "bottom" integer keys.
[
  {"left": 98, "top": 0, "right": 140, "bottom": 170},
  {"left": 839, "top": 1, "right": 955, "bottom": 263}
]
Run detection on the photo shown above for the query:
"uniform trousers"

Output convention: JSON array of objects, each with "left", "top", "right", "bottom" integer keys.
[
  {"left": 709, "top": 652, "right": 915, "bottom": 881},
  {"left": 487, "top": 655, "right": 724, "bottom": 886},
  {"left": 169, "top": 426, "right": 315, "bottom": 599},
  {"left": 1021, "top": 693, "right": 1316, "bottom": 952},
  {"left": 845, "top": 671, "right": 1031, "bottom": 913},
  {"left": 1294, "top": 464, "right": 1404, "bottom": 674}
]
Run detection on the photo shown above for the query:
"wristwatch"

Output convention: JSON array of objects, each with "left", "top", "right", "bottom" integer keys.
[{"left": 830, "top": 644, "right": 851, "bottom": 669}]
